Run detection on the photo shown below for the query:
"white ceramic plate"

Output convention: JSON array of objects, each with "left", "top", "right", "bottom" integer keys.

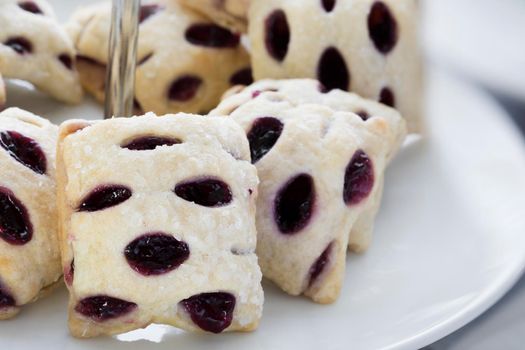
[
  {"left": 423, "top": 0, "right": 525, "bottom": 100},
  {"left": 2, "top": 1, "right": 525, "bottom": 348},
  {"left": 3, "top": 66, "right": 525, "bottom": 350}
]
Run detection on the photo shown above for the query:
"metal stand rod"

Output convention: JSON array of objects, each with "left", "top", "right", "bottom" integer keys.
[{"left": 104, "top": 0, "right": 140, "bottom": 119}]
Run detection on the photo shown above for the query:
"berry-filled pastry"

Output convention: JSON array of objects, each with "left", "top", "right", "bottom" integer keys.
[
  {"left": 178, "top": 0, "right": 250, "bottom": 33},
  {"left": 0, "top": 108, "right": 61, "bottom": 319},
  {"left": 211, "top": 79, "right": 406, "bottom": 303},
  {"left": 66, "top": 1, "right": 252, "bottom": 116},
  {"left": 57, "top": 113, "right": 263, "bottom": 337},
  {"left": 248, "top": 0, "right": 422, "bottom": 133},
  {"left": 0, "top": 0, "right": 82, "bottom": 104}
]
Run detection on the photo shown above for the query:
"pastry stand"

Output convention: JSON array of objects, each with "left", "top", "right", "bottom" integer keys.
[{"left": 104, "top": 0, "right": 140, "bottom": 118}]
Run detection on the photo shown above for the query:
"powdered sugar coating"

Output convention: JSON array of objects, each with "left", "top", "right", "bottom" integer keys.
[
  {"left": 57, "top": 113, "right": 263, "bottom": 337},
  {"left": 211, "top": 79, "right": 406, "bottom": 303},
  {"left": 0, "top": 108, "right": 61, "bottom": 320}
]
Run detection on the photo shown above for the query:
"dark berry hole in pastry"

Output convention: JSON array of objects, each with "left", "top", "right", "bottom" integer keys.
[
  {"left": 133, "top": 98, "right": 143, "bottom": 113},
  {"left": 18, "top": 1, "right": 43, "bottom": 14},
  {"left": 4, "top": 37, "right": 32, "bottom": 55},
  {"left": 274, "top": 174, "right": 315, "bottom": 234},
  {"left": 251, "top": 88, "right": 278, "bottom": 99},
  {"left": 317, "top": 47, "right": 350, "bottom": 91},
  {"left": 124, "top": 233, "right": 190, "bottom": 276},
  {"left": 0, "top": 286, "right": 15, "bottom": 309},
  {"left": 343, "top": 150, "right": 374, "bottom": 205},
  {"left": 122, "top": 136, "right": 181, "bottom": 151},
  {"left": 321, "top": 0, "right": 336, "bottom": 12},
  {"left": 247, "top": 117, "right": 283, "bottom": 164},
  {"left": 138, "top": 52, "right": 153, "bottom": 65},
  {"left": 379, "top": 87, "right": 395, "bottom": 107},
  {"left": 78, "top": 185, "right": 132, "bottom": 212},
  {"left": 355, "top": 110, "right": 370, "bottom": 121},
  {"left": 175, "top": 178, "right": 232, "bottom": 207},
  {"left": 368, "top": 1, "right": 398, "bottom": 54},
  {"left": 168, "top": 75, "right": 202, "bottom": 102},
  {"left": 0, "top": 130, "right": 47, "bottom": 174},
  {"left": 64, "top": 259, "right": 74, "bottom": 286},
  {"left": 264, "top": 10, "right": 290, "bottom": 62},
  {"left": 75, "top": 296, "right": 137, "bottom": 321},
  {"left": 58, "top": 54, "right": 73, "bottom": 70},
  {"left": 0, "top": 187, "right": 33, "bottom": 245},
  {"left": 139, "top": 4, "right": 164, "bottom": 23},
  {"left": 308, "top": 242, "right": 334, "bottom": 288},
  {"left": 230, "top": 68, "right": 253, "bottom": 86},
  {"left": 185, "top": 24, "right": 240, "bottom": 48},
  {"left": 180, "top": 292, "right": 236, "bottom": 333}
]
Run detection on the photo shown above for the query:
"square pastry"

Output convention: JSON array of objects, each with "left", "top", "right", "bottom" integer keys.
[
  {"left": 211, "top": 79, "right": 407, "bottom": 303},
  {"left": 0, "top": 0, "right": 82, "bottom": 104},
  {"left": 0, "top": 108, "right": 61, "bottom": 319},
  {"left": 57, "top": 113, "right": 263, "bottom": 337}
]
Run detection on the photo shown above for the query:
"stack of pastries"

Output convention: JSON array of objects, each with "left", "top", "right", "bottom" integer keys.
[{"left": 0, "top": 0, "right": 421, "bottom": 338}]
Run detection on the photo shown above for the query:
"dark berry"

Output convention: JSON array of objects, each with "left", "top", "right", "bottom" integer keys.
[
  {"left": 265, "top": 10, "right": 290, "bottom": 61},
  {"left": 139, "top": 4, "right": 163, "bottom": 23},
  {"left": 308, "top": 242, "right": 333, "bottom": 287},
  {"left": 317, "top": 47, "right": 349, "bottom": 91},
  {"left": 321, "top": 0, "right": 336, "bottom": 12},
  {"left": 181, "top": 292, "right": 235, "bottom": 333},
  {"left": 343, "top": 150, "right": 374, "bottom": 205},
  {"left": 0, "top": 187, "right": 32, "bottom": 245},
  {"left": 4, "top": 37, "right": 32, "bottom": 55},
  {"left": 355, "top": 110, "right": 370, "bottom": 121},
  {"left": 122, "top": 136, "right": 181, "bottom": 151},
  {"left": 0, "top": 286, "right": 15, "bottom": 309},
  {"left": 185, "top": 24, "right": 240, "bottom": 48},
  {"left": 274, "top": 174, "right": 315, "bottom": 234},
  {"left": 368, "top": 1, "right": 398, "bottom": 54},
  {"left": 64, "top": 260, "right": 74, "bottom": 286},
  {"left": 138, "top": 53, "right": 153, "bottom": 65},
  {"left": 124, "top": 233, "right": 190, "bottom": 276},
  {"left": 75, "top": 296, "right": 137, "bottom": 321},
  {"left": 18, "top": 1, "right": 43, "bottom": 14},
  {"left": 251, "top": 88, "right": 278, "bottom": 99},
  {"left": 247, "top": 117, "right": 283, "bottom": 163},
  {"left": 133, "top": 98, "right": 143, "bottom": 113},
  {"left": 0, "top": 130, "right": 47, "bottom": 174},
  {"left": 78, "top": 185, "right": 132, "bottom": 212},
  {"left": 58, "top": 54, "right": 73, "bottom": 70},
  {"left": 230, "top": 68, "right": 253, "bottom": 86},
  {"left": 175, "top": 178, "right": 232, "bottom": 207},
  {"left": 379, "top": 87, "right": 395, "bottom": 107},
  {"left": 168, "top": 76, "right": 202, "bottom": 102}
]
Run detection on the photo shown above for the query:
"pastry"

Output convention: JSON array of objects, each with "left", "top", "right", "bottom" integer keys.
[
  {"left": 0, "top": 107, "right": 61, "bottom": 319},
  {"left": 57, "top": 113, "right": 263, "bottom": 337},
  {"left": 66, "top": 1, "right": 252, "bottom": 116},
  {"left": 0, "top": 0, "right": 82, "bottom": 104},
  {"left": 211, "top": 79, "right": 406, "bottom": 303},
  {"left": 248, "top": 0, "right": 422, "bottom": 133},
  {"left": 178, "top": 0, "right": 250, "bottom": 33}
]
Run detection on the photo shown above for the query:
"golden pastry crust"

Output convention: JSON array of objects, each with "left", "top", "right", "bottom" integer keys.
[
  {"left": 57, "top": 113, "right": 263, "bottom": 337},
  {"left": 211, "top": 79, "right": 406, "bottom": 303},
  {"left": 0, "top": 0, "right": 82, "bottom": 104},
  {"left": 66, "top": 1, "right": 251, "bottom": 115},
  {"left": 248, "top": 0, "right": 423, "bottom": 133},
  {"left": 178, "top": 0, "right": 250, "bottom": 33},
  {"left": 0, "top": 108, "right": 61, "bottom": 319}
]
